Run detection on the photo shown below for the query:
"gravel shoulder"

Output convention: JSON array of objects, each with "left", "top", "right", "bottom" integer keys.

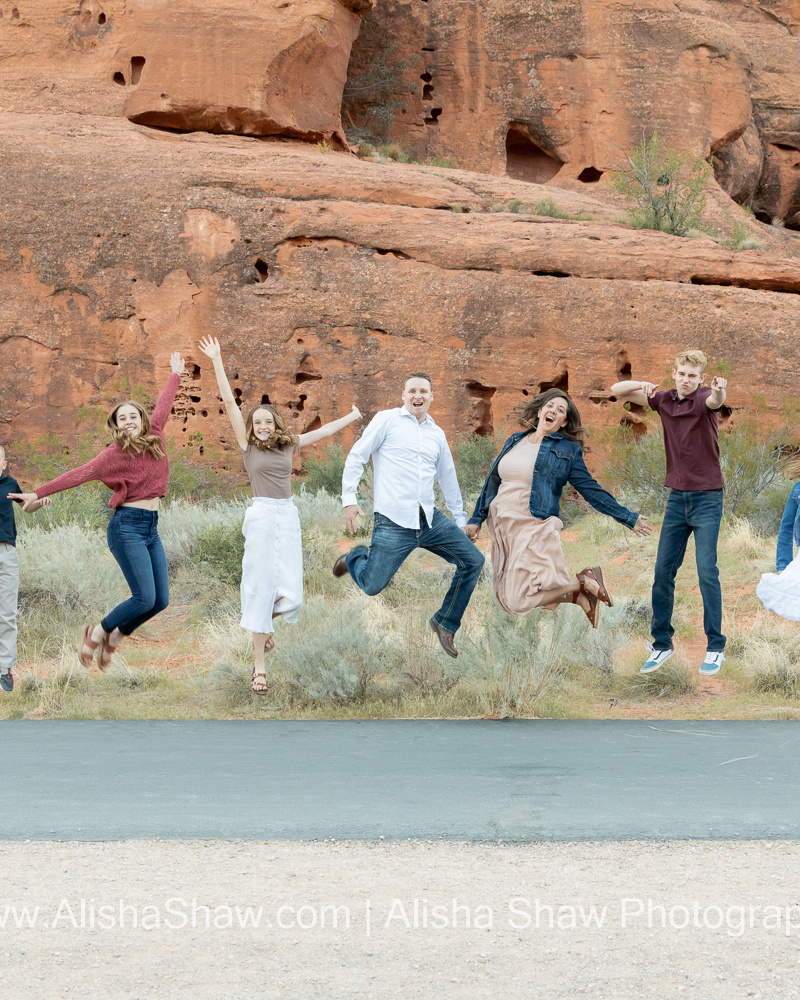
[{"left": 0, "top": 840, "right": 797, "bottom": 998}]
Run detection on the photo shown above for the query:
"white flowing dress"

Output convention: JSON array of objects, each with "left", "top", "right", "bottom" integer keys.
[
  {"left": 239, "top": 443, "right": 303, "bottom": 634},
  {"left": 756, "top": 555, "right": 800, "bottom": 622}
]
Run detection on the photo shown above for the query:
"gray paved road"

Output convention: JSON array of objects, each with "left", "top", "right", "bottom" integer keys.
[{"left": 1, "top": 720, "right": 798, "bottom": 841}]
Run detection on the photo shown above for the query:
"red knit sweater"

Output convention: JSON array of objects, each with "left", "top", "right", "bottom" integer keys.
[{"left": 35, "top": 374, "right": 181, "bottom": 508}]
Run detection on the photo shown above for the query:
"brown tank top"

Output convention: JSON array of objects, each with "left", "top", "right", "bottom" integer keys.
[{"left": 242, "top": 443, "right": 295, "bottom": 499}]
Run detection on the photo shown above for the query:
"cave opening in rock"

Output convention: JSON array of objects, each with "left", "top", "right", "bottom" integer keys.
[
  {"left": 577, "top": 166, "right": 603, "bottom": 183},
  {"left": 130, "top": 57, "right": 146, "bottom": 85},
  {"left": 537, "top": 371, "right": 569, "bottom": 394},
  {"left": 98, "top": 12, "right": 106, "bottom": 24},
  {"left": 113, "top": 71, "right": 126, "bottom": 86},
  {"left": 253, "top": 258, "right": 269, "bottom": 281},
  {"left": 424, "top": 107, "right": 442, "bottom": 125},
  {"left": 505, "top": 124, "right": 563, "bottom": 184}
]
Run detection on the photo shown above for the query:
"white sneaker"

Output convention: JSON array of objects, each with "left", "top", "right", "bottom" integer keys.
[
  {"left": 699, "top": 651, "right": 725, "bottom": 676},
  {"left": 640, "top": 645, "right": 675, "bottom": 674}
]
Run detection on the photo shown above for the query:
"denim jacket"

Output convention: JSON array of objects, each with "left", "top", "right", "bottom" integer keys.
[
  {"left": 468, "top": 430, "right": 639, "bottom": 529},
  {"left": 776, "top": 482, "right": 800, "bottom": 571}
]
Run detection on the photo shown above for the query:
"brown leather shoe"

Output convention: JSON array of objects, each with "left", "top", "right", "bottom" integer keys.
[
  {"left": 332, "top": 554, "right": 349, "bottom": 578},
  {"left": 430, "top": 617, "right": 458, "bottom": 658}
]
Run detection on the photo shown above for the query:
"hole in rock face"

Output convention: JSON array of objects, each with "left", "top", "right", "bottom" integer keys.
[
  {"left": 98, "top": 12, "right": 106, "bottom": 23},
  {"left": 424, "top": 107, "right": 442, "bottom": 125},
  {"left": 130, "top": 56, "right": 146, "bottom": 85},
  {"left": 304, "top": 415, "right": 322, "bottom": 432},
  {"left": 420, "top": 72, "right": 432, "bottom": 82},
  {"left": 260, "top": 394, "right": 271, "bottom": 405},
  {"left": 423, "top": 85, "right": 433, "bottom": 100},
  {"left": 422, "top": 46, "right": 436, "bottom": 52},
  {"left": 233, "top": 388, "right": 243, "bottom": 409},
  {"left": 190, "top": 364, "right": 201, "bottom": 381},
  {"left": 505, "top": 124, "right": 563, "bottom": 184},
  {"left": 616, "top": 351, "right": 632, "bottom": 378},
  {"left": 578, "top": 166, "right": 603, "bottom": 183},
  {"left": 754, "top": 211, "right": 772, "bottom": 225},
  {"left": 466, "top": 381, "right": 496, "bottom": 436},
  {"left": 11, "top": 8, "right": 20, "bottom": 20},
  {"left": 537, "top": 371, "right": 569, "bottom": 394},
  {"left": 295, "top": 372, "right": 322, "bottom": 384},
  {"left": 113, "top": 72, "right": 126, "bottom": 86},
  {"left": 253, "top": 259, "right": 269, "bottom": 282}
]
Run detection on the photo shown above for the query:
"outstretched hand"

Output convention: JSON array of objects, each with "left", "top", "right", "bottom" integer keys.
[
  {"left": 198, "top": 336, "right": 221, "bottom": 361},
  {"left": 345, "top": 504, "right": 364, "bottom": 534},
  {"left": 632, "top": 515, "right": 653, "bottom": 537},
  {"left": 350, "top": 404, "right": 361, "bottom": 420},
  {"left": 640, "top": 382, "right": 660, "bottom": 397},
  {"left": 709, "top": 376, "right": 728, "bottom": 391},
  {"left": 170, "top": 351, "right": 186, "bottom": 375},
  {"left": 8, "top": 492, "right": 41, "bottom": 512},
  {"left": 464, "top": 524, "right": 480, "bottom": 541}
]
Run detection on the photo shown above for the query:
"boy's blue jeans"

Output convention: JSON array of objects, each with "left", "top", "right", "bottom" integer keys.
[
  {"left": 651, "top": 488, "right": 725, "bottom": 652},
  {"left": 102, "top": 507, "right": 170, "bottom": 636},
  {"left": 345, "top": 509, "right": 484, "bottom": 634}
]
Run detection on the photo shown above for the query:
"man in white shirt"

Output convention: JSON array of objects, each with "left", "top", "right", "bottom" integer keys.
[{"left": 334, "top": 373, "right": 484, "bottom": 657}]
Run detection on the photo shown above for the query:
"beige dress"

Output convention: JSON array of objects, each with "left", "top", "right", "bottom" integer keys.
[{"left": 486, "top": 435, "right": 571, "bottom": 615}]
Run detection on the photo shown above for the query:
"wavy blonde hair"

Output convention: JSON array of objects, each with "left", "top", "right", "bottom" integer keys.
[
  {"left": 245, "top": 405, "right": 299, "bottom": 450},
  {"left": 106, "top": 401, "right": 166, "bottom": 460}
]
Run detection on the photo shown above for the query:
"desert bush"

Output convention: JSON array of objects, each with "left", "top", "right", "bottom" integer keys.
[
  {"left": 192, "top": 520, "right": 245, "bottom": 586},
  {"left": 159, "top": 499, "right": 246, "bottom": 567},
  {"left": 299, "top": 443, "right": 347, "bottom": 496},
  {"left": 613, "top": 130, "right": 712, "bottom": 236},
  {"left": 724, "top": 221, "right": 761, "bottom": 251},
  {"left": 605, "top": 419, "right": 794, "bottom": 525},
  {"left": 627, "top": 660, "right": 697, "bottom": 699},
  {"left": 343, "top": 46, "right": 419, "bottom": 145}
]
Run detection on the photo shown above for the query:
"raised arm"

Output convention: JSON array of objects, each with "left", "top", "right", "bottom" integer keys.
[
  {"left": 435, "top": 439, "right": 467, "bottom": 528},
  {"left": 610, "top": 379, "right": 660, "bottom": 408},
  {"left": 297, "top": 406, "right": 361, "bottom": 448},
  {"left": 150, "top": 353, "right": 185, "bottom": 432},
  {"left": 706, "top": 376, "right": 727, "bottom": 410},
  {"left": 198, "top": 337, "right": 248, "bottom": 451}
]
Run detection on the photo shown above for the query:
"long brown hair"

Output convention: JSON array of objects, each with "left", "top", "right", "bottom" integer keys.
[
  {"left": 106, "top": 401, "right": 166, "bottom": 460},
  {"left": 245, "top": 404, "right": 299, "bottom": 450},
  {"left": 515, "top": 388, "right": 588, "bottom": 448}
]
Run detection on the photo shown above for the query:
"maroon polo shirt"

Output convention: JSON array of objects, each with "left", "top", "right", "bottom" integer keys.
[{"left": 648, "top": 387, "right": 725, "bottom": 491}]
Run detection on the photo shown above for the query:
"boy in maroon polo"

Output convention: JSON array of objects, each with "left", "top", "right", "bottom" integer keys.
[{"left": 611, "top": 350, "right": 728, "bottom": 676}]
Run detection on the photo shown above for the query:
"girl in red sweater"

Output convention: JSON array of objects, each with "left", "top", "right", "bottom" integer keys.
[{"left": 12, "top": 353, "right": 185, "bottom": 669}]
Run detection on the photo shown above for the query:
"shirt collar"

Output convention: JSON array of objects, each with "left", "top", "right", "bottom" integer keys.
[{"left": 398, "top": 405, "right": 435, "bottom": 426}]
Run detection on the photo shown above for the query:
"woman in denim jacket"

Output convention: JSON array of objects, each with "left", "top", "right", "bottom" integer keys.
[
  {"left": 465, "top": 389, "right": 652, "bottom": 627},
  {"left": 756, "top": 481, "right": 800, "bottom": 620}
]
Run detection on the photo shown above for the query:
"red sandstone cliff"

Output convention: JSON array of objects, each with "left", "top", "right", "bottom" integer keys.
[{"left": 1, "top": 2, "right": 800, "bottom": 471}]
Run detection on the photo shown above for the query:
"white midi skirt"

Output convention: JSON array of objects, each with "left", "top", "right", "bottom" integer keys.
[
  {"left": 756, "top": 554, "right": 800, "bottom": 622},
  {"left": 240, "top": 497, "right": 303, "bottom": 634}
]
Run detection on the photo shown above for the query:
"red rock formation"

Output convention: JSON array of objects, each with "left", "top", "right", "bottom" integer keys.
[
  {"left": 0, "top": 0, "right": 372, "bottom": 145},
  {"left": 345, "top": 0, "right": 800, "bottom": 226},
  {"left": 2, "top": 114, "right": 799, "bottom": 474}
]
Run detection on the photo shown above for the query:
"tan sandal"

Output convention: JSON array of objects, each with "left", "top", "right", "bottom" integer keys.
[
  {"left": 571, "top": 586, "right": 600, "bottom": 629},
  {"left": 577, "top": 566, "right": 613, "bottom": 607},
  {"left": 251, "top": 670, "right": 269, "bottom": 696},
  {"left": 78, "top": 625, "right": 101, "bottom": 668},
  {"left": 98, "top": 632, "right": 123, "bottom": 671}
]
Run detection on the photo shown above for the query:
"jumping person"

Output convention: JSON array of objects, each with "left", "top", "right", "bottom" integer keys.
[
  {"left": 0, "top": 446, "right": 52, "bottom": 692},
  {"left": 755, "top": 475, "right": 800, "bottom": 620},
  {"left": 334, "top": 373, "right": 484, "bottom": 658},
  {"left": 11, "top": 353, "right": 186, "bottom": 670},
  {"left": 465, "top": 389, "right": 651, "bottom": 626},
  {"left": 611, "top": 349, "right": 729, "bottom": 676},
  {"left": 198, "top": 336, "right": 361, "bottom": 694}
]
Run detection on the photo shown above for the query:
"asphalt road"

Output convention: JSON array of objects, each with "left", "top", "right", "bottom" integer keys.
[{"left": 1, "top": 720, "right": 797, "bottom": 841}]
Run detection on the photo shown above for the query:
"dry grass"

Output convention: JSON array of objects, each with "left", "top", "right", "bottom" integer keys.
[{"left": 2, "top": 501, "right": 799, "bottom": 720}]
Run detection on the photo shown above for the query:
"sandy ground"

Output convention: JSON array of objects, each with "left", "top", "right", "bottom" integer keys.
[{"left": 0, "top": 841, "right": 798, "bottom": 998}]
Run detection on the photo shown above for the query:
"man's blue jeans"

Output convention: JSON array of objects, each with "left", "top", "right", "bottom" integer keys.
[
  {"left": 651, "top": 488, "right": 725, "bottom": 652},
  {"left": 345, "top": 509, "right": 484, "bottom": 634},
  {"left": 102, "top": 507, "right": 170, "bottom": 636}
]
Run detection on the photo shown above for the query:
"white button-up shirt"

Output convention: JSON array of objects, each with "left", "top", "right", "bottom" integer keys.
[{"left": 341, "top": 407, "right": 467, "bottom": 529}]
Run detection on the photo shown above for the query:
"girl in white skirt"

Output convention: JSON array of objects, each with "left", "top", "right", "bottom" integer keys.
[
  {"left": 199, "top": 337, "right": 361, "bottom": 693},
  {"left": 756, "top": 481, "right": 800, "bottom": 621}
]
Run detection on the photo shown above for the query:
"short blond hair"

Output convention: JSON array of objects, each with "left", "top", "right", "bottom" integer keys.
[{"left": 674, "top": 349, "right": 707, "bottom": 372}]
